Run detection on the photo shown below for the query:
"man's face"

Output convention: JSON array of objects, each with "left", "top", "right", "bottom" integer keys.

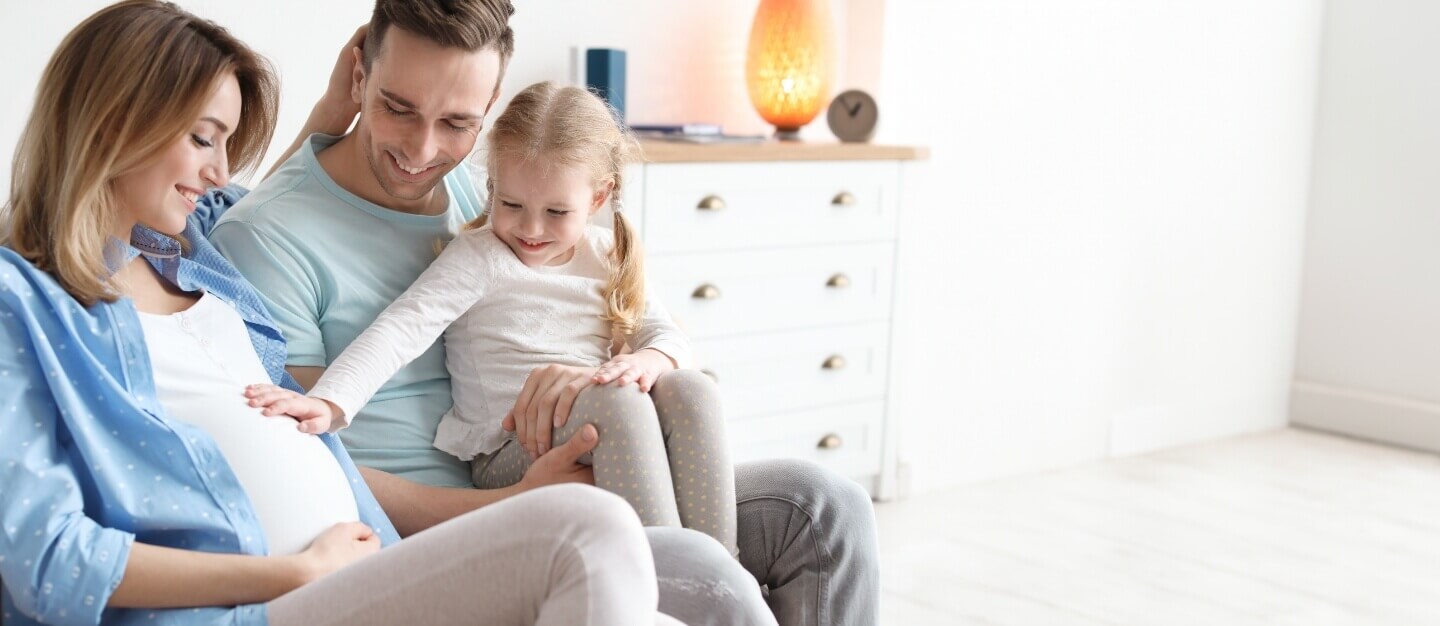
[{"left": 351, "top": 26, "right": 502, "bottom": 203}]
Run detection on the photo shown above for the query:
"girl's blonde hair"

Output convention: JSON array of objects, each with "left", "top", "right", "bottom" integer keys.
[
  {"left": 2, "top": 0, "right": 278, "bottom": 306},
  {"left": 470, "top": 81, "right": 646, "bottom": 334}
]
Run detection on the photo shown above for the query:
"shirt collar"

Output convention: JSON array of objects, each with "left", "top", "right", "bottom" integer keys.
[{"left": 103, "top": 225, "right": 181, "bottom": 277}]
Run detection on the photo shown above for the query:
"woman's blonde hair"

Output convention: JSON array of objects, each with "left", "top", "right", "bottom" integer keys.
[
  {"left": 2, "top": 0, "right": 279, "bottom": 306},
  {"left": 470, "top": 81, "right": 646, "bottom": 335}
]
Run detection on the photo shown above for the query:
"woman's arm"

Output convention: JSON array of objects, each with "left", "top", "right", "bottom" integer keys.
[
  {"left": 112, "top": 521, "right": 379, "bottom": 608},
  {"left": 110, "top": 544, "right": 305, "bottom": 608},
  {"left": 262, "top": 25, "right": 367, "bottom": 180}
]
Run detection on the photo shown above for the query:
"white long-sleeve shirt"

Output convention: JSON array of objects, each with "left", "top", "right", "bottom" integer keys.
[{"left": 309, "top": 224, "right": 692, "bottom": 461}]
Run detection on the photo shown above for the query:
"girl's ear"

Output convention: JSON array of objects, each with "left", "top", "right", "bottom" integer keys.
[{"left": 590, "top": 180, "right": 616, "bottom": 215}]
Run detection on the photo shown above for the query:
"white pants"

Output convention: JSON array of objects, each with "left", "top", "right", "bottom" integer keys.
[{"left": 268, "top": 484, "right": 684, "bottom": 625}]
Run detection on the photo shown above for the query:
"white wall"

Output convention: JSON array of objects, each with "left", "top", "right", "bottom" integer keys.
[
  {"left": 0, "top": 1, "right": 862, "bottom": 197},
  {"left": 879, "top": 1, "right": 1324, "bottom": 494},
  {"left": 1290, "top": 0, "right": 1440, "bottom": 449},
  {"left": 2, "top": 1, "right": 1335, "bottom": 495}
]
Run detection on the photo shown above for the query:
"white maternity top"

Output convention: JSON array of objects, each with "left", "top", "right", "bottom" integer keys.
[{"left": 138, "top": 292, "right": 360, "bottom": 555}]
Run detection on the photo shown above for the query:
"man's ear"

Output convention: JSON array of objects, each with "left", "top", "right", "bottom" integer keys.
[{"left": 350, "top": 47, "right": 366, "bottom": 104}]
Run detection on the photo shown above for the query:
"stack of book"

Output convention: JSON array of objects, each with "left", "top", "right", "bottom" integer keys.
[{"left": 629, "top": 123, "right": 767, "bottom": 144}]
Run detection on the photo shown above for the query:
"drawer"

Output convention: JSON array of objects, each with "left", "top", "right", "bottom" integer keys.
[
  {"left": 694, "top": 323, "right": 890, "bottom": 419},
  {"left": 641, "top": 161, "right": 900, "bottom": 253},
  {"left": 650, "top": 243, "right": 895, "bottom": 338},
  {"left": 727, "top": 401, "right": 884, "bottom": 479}
]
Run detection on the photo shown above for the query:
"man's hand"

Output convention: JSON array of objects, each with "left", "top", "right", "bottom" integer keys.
[
  {"left": 262, "top": 24, "right": 368, "bottom": 180},
  {"left": 244, "top": 384, "right": 343, "bottom": 434},
  {"left": 315, "top": 23, "right": 368, "bottom": 129},
  {"left": 515, "top": 424, "right": 599, "bottom": 491},
  {"left": 502, "top": 364, "right": 598, "bottom": 460}
]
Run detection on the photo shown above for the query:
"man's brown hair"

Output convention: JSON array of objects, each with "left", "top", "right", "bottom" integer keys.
[{"left": 365, "top": 0, "right": 516, "bottom": 85}]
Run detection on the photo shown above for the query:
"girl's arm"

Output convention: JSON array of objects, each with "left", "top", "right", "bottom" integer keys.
[
  {"left": 626, "top": 287, "right": 693, "bottom": 369},
  {"left": 304, "top": 232, "right": 491, "bottom": 428},
  {"left": 111, "top": 522, "right": 377, "bottom": 608},
  {"left": 592, "top": 288, "right": 693, "bottom": 391}
]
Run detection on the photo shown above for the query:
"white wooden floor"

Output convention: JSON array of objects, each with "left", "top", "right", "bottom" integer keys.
[{"left": 875, "top": 428, "right": 1440, "bottom": 625}]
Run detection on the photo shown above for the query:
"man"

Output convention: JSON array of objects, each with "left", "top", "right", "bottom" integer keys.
[{"left": 210, "top": 2, "right": 878, "bottom": 624}]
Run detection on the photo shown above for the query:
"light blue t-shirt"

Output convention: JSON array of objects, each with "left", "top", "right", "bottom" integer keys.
[{"left": 212, "top": 134, "right": 483, "bottom": 487}]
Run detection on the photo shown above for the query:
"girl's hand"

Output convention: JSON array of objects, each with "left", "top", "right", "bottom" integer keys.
[
  {"left": 244, "top": 384, "right": 342, "bottom": 435},
  {"left": 290, "top": 522, "right": 380, "bottom": 585},
  {"left": 591, "top": 349, "right": 676, "bottom": 393}
]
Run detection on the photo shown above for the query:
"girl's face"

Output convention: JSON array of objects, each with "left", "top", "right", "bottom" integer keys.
[
  {"left": 112, "top": 73, "right": 240, "bottom": 238},
  {"left": 489, "top": 157, "right": 610, "bottom": 268}
]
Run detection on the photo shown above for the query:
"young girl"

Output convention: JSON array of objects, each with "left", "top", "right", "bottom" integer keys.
[{"left": 251, "top": 81, "right": 737, "bottom": 554}]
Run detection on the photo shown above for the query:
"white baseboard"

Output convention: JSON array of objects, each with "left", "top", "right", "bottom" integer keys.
[{"left": 1290, "top": 380, "right": 1440, "bottom": 453}]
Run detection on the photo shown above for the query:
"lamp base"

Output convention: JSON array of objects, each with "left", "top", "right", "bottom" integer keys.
[{"left": 773, "top": 126, "right": 802, "bottom": 141}]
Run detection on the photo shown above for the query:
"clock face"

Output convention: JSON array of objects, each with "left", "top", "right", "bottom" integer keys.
[{"left": 827, "top": 89, "right": 879, "bottom": 143}]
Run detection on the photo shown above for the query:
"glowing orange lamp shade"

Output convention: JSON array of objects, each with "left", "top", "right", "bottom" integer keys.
[{"left": 745, "top": 0, "right": 835, "bottom": 139}]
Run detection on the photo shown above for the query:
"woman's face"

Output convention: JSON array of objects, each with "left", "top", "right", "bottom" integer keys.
[{"left": 112, "top": 72, "right": 241, "bottom": 237}]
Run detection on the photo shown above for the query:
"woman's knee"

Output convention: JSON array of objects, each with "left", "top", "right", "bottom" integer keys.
[{"left": 508, "top": 485, "right": 646, "bottom": 538}]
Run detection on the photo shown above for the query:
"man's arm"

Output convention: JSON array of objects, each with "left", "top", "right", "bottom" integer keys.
[
  {"left": 357, "top": 424, "right": 600, "bottom": 537},
  {"left": 263, "top": 25, "right": 367, "bottom": 180}
]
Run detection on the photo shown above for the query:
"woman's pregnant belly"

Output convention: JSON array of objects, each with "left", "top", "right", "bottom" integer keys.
[{"left": 161, "top": 387, "right": 362, "bottom": 555}]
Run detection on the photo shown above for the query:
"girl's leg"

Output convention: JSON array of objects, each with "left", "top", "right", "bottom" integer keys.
[
  {"left": 473, "top": 383, "right": 683, "bottom": 528},
  {"left": 650, "top": 370, "right": 738, "bottom": 556},
  {"left": 268, "top": 484, "right": 660, "bottom": 626},
  {"left": 471, "top": 439, "right": 530, "bottom": 489}
]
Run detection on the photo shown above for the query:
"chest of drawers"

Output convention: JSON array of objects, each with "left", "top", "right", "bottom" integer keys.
[{"left": 627, "top": 141, "right": 925, "bottom": 498}]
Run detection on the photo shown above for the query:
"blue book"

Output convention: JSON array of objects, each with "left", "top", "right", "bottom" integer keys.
[{"left": 586, "top": 48, "right": 626, "bottom": 122}]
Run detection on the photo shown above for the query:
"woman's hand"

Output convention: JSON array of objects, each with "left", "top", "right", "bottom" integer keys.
[
  {"left": 290, "top": 522, "right": 380, "bottom": 585},
  {"left": 243, "top": 384, "right": 342, "bottom": 434},
  {"left": 501, "top": 364, "right": 598, "bottom": 460},
  {"left": 591, "top": 348, "right": 677, "bottom": 393}
]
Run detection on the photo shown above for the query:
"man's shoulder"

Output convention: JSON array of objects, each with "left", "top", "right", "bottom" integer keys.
[{"left": 214, "top": 186, "right": 300, "bottom": 231}]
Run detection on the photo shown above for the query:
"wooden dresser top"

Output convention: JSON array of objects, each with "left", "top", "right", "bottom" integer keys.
[{"left": 637, "top": 140, "right": 929, "bottom": 163}]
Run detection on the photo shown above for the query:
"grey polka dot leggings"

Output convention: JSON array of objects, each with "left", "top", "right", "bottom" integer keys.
[{"left": 470, "top": 369, "right": 738, "bottom": 556}]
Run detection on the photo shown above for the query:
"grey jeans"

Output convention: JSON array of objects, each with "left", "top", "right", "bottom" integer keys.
[{"left": 652, "top": 459, "right": 880, "bottom": 626}]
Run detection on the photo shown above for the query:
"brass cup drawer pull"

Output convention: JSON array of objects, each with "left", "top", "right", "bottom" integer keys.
[
  {"left": 692, "top": 284, "right": 722, "bottom": 300},
  {"left": 826, "top": 273, "right": 851, "bottom": 289},
  {"left": 817, "top": 433, "right": 843, "bottom": 450},
  {"left": 697, "top": 195, "right": 727, "bottom": 211},
  {"left": 822, "top": 354, "right": 847, "bottom": 370},
  {"left": 700, "top": 368, "right": 719, "bottom": 383},
  {"left": 832, "top": 191, "right": 856, "bottom": 207}
]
